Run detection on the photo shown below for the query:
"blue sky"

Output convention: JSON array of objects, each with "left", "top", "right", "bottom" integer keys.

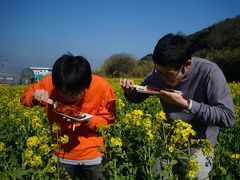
[{"left": 0, "top": 0, "right": 240, "bottom": 70}]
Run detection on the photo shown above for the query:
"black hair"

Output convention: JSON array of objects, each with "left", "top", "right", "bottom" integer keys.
[
  {"left": 152, "top": 33, "right": 192, "bottom": 69},
  {"left": 52, "top": 54, "right": 92, "bottom": 93}
]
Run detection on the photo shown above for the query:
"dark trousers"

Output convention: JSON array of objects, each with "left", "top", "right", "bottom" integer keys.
[{"left": 60, "top": 163, "right": 105, "bottom": 180}]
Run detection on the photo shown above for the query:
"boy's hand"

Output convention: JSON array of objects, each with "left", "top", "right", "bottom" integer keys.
[{"left": 33, "top": 89, "right": 49, "bottom": 103}]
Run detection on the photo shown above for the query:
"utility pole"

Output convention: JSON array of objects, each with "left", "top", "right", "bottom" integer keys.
[{"left": 0, "top": 56, "right": 8, "bottom": 72}]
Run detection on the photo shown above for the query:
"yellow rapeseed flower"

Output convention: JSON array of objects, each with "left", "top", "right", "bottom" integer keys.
[
  {"left": 218, "top": 166, "right": 227, "bottom": 175},
  {"left": 155, "top": 111, "right": 166, "bottom": 122},
  {"left": 187, "top": 159, "right": 201, "bottom": 179},
  {"left": 146, "top": 130, "right": 154, "bottom": 140},
  {"left": 23, "top": 111, "right": 30, "bottom": 117},
  {"left": 52, "top": 123, "right": 61, "bottom": 133},
  {"left": 133, "top": 109, "right": 144, "bottom": 117},
  {"left": 188, "top": 170, "right": 196, "bottom": 179},
  {"left": 230, "top": 153, "right": 240, "bottom": 160},
  {"left": 190, "top": 159, "right": 198, "bottom": 165},
  {"left": 168, "top": 145, "right": 175, "bottom": 153},
  {"left": 39, "top": 135, "right": 49, "bottom": 144},
  {"left": 0, "top": 142, "right": 6, "bottom": 152},
  {"left": 40, "top": 144, "right": 51, "bottom": 155},
  {"left": 19, "top": 125, "right": 26, "bottom": 132},
  {"left": 117, "top": 98, "right": 125, "bottom": 110},
  {"left": 172, "top": 120, "right": 196, "bottom": 143},
  {"left": 51, "top": 143, "right": 59, "bottom": 151},
  {"left": 131, "top": 109, "right": 144, "bottom": 126},
  {"left": 144, "top": 118, "right": 152, "bottom": 130},
  {"left": 27, "top": 136, "right": 39, "bottom": 148},
  {"left": 236, "top": 154, "right": 240, "bottom": 159},
  {"left": 49, "top": 156, "right": 59, "bottom": 164},
  {"left": 30, "top": 155, "right": 43, "bottom": 167},
  {"left": 59, "top": 134, "right": 69, "bottom": 145},
  {"left": 42, "top": 127, "right": 51, "bottom": 134},
  {"left": 124, "top": 113, "right": 131, "bottom": 124},
  {"left": 110, "top": 137, "right": 123, "bottom": 147},
  {"left": 32, "top": 115, "right": 43, "bottom": 129},
  {"left": 201, "top": 139, "right": 213, "bottom": 155},
  {"left": 24, "top": 149, "right": 34, "bottom": 158},
  {"left": 48, "top": 165, "right": 57, "bottom": 173}
]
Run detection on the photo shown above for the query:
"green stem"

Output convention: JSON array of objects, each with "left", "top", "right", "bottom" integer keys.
[
  {"left": 3, "top": 156, "right": 15, "bottom": 180},
  {"left": 148, "top": 146, "right": 153, "bottom": 179},
  {"left": 55, "top": 130, "right": 60, "bottom": 179},
  {"left": 114, "top": 159, "right": 117, "bottom": 180}
]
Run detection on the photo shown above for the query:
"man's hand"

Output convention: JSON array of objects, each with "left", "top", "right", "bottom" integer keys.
[
  {"left": 157, "top": 89, "right": 189, "bottom": 108},
  {"left": 120, "top": 79, "right": 135, "bottom": 95}
]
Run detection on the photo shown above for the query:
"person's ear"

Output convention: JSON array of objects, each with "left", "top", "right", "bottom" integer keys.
[{"left": 184, "top": 59, "right": 192, "bottom": 68}]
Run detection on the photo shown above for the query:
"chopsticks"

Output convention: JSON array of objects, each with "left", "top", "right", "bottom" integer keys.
[{"left": 46, "top": 98, "right": 76, "bottom": 131}]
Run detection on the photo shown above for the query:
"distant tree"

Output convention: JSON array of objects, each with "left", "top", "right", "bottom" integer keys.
[
  {"left": 132, "top": 54, "right": 154, "bottom": 77},
  {"left": 99, "top": 53, "right": 137, "bottom": 77}
]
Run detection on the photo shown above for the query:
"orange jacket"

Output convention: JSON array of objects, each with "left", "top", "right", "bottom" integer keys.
[{"left": 21, "top": 74, "right": 116, "bottom": 160}]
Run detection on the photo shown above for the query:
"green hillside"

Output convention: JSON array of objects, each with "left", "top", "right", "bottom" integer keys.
[
  {"left": 188, "top": 15, "right": 240, "bottom": 82},
  {"left": 97, "top": 15, "right": 240, "bottom": 82}
]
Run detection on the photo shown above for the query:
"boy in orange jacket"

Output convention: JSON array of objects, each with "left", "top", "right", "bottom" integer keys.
[{"left": 21, "top": 54, "right": 116, "bottom": 179}]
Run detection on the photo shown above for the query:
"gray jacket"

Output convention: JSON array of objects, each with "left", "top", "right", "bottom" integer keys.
[{"left": 126, "top": 57, "right": 235, "bottom": 147}]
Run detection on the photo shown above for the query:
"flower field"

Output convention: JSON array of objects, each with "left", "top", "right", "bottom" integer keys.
[{"left": 0, "top": 79, "right": 240, "bottom": 179}]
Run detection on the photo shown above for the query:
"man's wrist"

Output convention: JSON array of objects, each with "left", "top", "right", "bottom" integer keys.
[
  {"left": 32, "top": 96, "right": 39, "bottom": 104},
  {"left": 187, "top": 99, "right": 192, "bottom": 110}
]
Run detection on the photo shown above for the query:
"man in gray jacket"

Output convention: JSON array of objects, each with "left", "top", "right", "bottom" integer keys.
[{"left": 120, "top": 33, "right": 235, "bottom": 179}]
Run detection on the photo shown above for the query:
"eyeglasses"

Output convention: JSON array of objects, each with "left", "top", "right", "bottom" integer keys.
[{"left": 154, "top": 65, "right": 184, "bottom": 79}]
